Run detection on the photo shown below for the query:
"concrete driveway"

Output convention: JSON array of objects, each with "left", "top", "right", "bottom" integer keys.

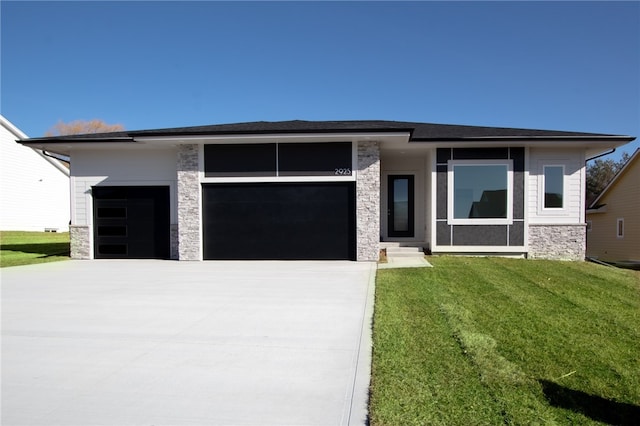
[{"left": 1, "top": 260, "right": 376, "bottom": 426}]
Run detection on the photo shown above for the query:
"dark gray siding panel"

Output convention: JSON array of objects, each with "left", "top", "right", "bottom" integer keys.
[
  {"left": 435, "top": 147, "right": 525, "bottom": 249},
  {"left": 511, "top": 147, "right": 525, "bottom": 172},
  {"left": 437, "top": 165, "right": 447, "bottom": 220},
  {"left": 453, "top": 148, "right": 508, "bottom": 160},
  {"left": 453, "top": 225, "right": 507, "bottom": 246},
  {"left": 437, "top": 222, "right": 451, "bottom": 245},
  {"left": 513, "top": 170, "right": 525, "bottom": 220},
  {"left": 437, "top": 148, "right": 452, "bottom": 163},
  {"left": 509, "top": 221, "right": 525, "bottom": 246}
]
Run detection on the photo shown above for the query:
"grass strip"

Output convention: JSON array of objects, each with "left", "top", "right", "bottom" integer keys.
[
  {"left": 370, "top": 257, "right": 640, "bottom": 425},
  {"left": 0, "top": 231, "right": 70, "bottom": 267}
]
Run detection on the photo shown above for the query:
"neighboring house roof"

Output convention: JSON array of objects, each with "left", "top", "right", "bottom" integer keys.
[
  {"left": 588, "top": 148, "right": 640, "bottom": 209},
  {"left": 0, "top": 115, "right": 69, "bottom": 176}
]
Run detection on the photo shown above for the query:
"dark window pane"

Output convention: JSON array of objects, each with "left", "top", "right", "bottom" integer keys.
[
  {"left": 97, "top": 207, "right": 126, "bottom": 218},
  {"left": 393, "top": 178, "right": 409, "bottom": 231},
  {"left": 453, "top": 165, "right": 507, "bottom": 219},
  {"left": 544, "top": 166, "right": 563, "bottom": 208},
  {"left": 98, "top": 226, "right": 127, "bottom": 236},
  {"left": 98, "top": 244, "right": 127, "bottom": 255},
  {"left": 278, "top": 142, "right": 352, "bottom": 176},
  {"left": 205, "top": 144, "right": 276, "bottom": 177}
]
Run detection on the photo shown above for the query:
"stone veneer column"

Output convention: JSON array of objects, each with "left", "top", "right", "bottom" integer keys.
[
  {"left": 356, "top": 141, "right": 381, "bottom": 261},
  {"left": 70, "top": 225, "right": 90, "bottom": 259},
  {"left": 528, "top": 224, "right": 586, "bottom": 261},
  {"left": 177, "top": 144, "right": 202, "bottom": 260}
]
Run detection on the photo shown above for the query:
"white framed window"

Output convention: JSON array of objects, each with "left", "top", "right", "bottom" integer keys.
[
  {"left": 543, "top": 165, "right": 564, "bottom": 209},
  {"left": 447, "top": 160, "right": 513, "bottom": 225},
  {"left": 617, "top": 218, "right": 624, "bottom": 238}
]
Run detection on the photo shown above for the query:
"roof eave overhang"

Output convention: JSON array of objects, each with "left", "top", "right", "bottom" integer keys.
[
  {"left": 18, "top": 137, "right": 136, "bottom": 156},
  {"left": 135, "top": 131, "right": 411, "bottom": 144}
]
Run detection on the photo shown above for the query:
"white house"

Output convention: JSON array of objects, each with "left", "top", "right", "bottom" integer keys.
[
  {"left": 20, "top": 120, "right": 634, "bottom": 260},
  {"left": 1, "top": 115, "right": 70, "bottom": 232}
]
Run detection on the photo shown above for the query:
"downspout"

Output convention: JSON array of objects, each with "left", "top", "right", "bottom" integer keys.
[
  {"left": 43, "top": 150, "right": 70, "bottom": 164},
  {"left": 586, "top": 148, "right": 615, "bottom": 162}
]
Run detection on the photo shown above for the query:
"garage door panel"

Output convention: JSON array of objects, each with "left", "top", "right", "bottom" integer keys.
[
  {"left": 93, "top": 186, "right": 170, "bottom": 259},
  {"left": 203, "top": 183, "right": 355, "bottom": 260}
]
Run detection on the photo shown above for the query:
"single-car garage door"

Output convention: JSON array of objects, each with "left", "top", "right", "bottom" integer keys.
[
  {"left": 203, "top": 182, "right": 355, "bottom": 260},
  {"left": 93, "top": 186, "right": 170, "bottom": 259}
]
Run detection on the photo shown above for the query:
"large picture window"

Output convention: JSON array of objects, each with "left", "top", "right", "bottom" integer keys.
[{"left": 448, "top": 161, "right": 512, "bottom": 225}]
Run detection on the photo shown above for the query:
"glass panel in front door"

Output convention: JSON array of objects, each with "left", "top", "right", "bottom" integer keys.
[{"left": 388, "top": 175, "right": 414, "bottom": 238}]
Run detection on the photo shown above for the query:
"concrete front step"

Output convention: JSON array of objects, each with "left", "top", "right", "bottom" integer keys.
[
  {"left": 385, "top": 246, "right": 423, "bottom": 253},
  {"left": 386, "top": 252, "right": 425, "bottom": 258},
  {"left": 385, "top": 246, "right": 424, "bottom": 258}
]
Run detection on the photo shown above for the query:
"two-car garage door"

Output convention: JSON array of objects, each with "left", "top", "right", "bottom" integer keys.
[{"left": 203, "top": 182, "right": 356, "bottom": 260}]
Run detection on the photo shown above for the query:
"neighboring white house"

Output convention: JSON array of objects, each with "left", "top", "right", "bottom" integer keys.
[
  {"left": 0, "top": 115, "right": 70, "bottom": 232},
  {"left": 21, "top": 120, "right": 634, "bottom": 261}
]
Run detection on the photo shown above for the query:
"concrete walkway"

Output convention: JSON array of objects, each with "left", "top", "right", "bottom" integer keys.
[
  {"left": 1, "top": 260, "right": 376, "bottom": 426},
  {"left": 377, "top": 256, "right": 432, "bottom": 269}
]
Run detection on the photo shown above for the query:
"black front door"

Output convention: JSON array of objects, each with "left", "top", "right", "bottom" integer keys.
[
  {"left": 388, "top": 175, "right": 414, "bottom": 238},
  {"left": 93, "top": 186, "right": 170, "bottom": 259}
]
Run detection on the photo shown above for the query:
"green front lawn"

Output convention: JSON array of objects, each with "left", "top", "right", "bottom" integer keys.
[
  {"left": 0, "top": 231, "right": 70, "bottom": 267},
  {"left": 370, "top": 257, "right": 640, "bottom": 425}
]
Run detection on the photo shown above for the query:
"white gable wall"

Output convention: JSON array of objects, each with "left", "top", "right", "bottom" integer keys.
[
  {"left": 70, "top": 148, "right": 178, "bottom": 227},
  {"left": 527, "top": 147, "right": 585, "bottom": 224},
  {"left": 0, "top": 116, "right": 70, "bottom": 232}
]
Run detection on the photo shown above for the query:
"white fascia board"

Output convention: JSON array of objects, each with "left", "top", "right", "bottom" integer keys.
[
  {"left": 415, "top": 137, "right": 632, "bottom": 150},
  {"left": 0, "top": 114, "right": 29, "bottom": 139},
  {"left": 135, "top": 132, "right": 410, "bottom": 145}
]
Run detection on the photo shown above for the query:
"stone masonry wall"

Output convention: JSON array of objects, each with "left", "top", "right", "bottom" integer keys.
[
  {"left": 70, "top": 225, "right": 90, "bottom": 259},
  {"left": 177, "top": 144, "right": 201, "bottom": 260},
  {"left": 528, "top": 224, "right": 586, "bottom": 261},
  {"left": 357, "top": 141, "right": 380, "bottom": 261},
  {"left": 170, "top": 224, "right": 179, "bottom": 260}
]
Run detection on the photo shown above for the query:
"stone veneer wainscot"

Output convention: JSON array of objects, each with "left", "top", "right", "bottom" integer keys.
[
  {"left": 528, "top": 224, "right": 586, "bottom": 261},
  {"left": 70, "top": 225, "right": 90, "bottom": 259}
]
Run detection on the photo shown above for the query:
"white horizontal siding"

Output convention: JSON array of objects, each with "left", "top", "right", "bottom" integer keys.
[
  {"left": 70, "top": 148, "right": 179, "bottom": 228},
  {"left": 528, "top": 148, "right": 585, "bottom": 224},
  {"left": 0, "top": 119, "right": 70, "bottom": 231}
]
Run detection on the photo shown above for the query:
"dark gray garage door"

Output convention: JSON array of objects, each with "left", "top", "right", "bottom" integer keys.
[
  {"left": 203, "top": 182, "right": 356, "bottom": 260},
  {"left": 93, "top": 186, "right": 170, "bottom": 259}
]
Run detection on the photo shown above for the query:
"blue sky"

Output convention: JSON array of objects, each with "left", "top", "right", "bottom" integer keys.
[{"left": 2, "top": 1, "right": 639, "bottom": 160}]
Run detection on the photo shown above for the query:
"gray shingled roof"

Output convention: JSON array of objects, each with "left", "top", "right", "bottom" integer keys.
[{"left": 22, "top": 120, "right": 635, "bottom": 142}]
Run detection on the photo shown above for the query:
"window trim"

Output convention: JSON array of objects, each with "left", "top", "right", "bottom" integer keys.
[
  {"left": 447, "top": 159, "right": 513, "bottom": 225},
  {"left": 542, "top": 165, "right": 565, "bottom": 210},
  {"left": 617, "top": 218, "right": 624, "bottom": 239},
  {"left": 537, "top": 161, "right": 569, "bottom": 216}
]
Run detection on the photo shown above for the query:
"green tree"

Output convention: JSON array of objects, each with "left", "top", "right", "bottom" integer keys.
[{"left": 586, "top": 152, "right": 631, "bottom": 204}]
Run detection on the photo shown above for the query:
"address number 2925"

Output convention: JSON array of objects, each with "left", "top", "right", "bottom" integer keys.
[{"left": 334, "top": 168, "right": 352, "bottom": 175}]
